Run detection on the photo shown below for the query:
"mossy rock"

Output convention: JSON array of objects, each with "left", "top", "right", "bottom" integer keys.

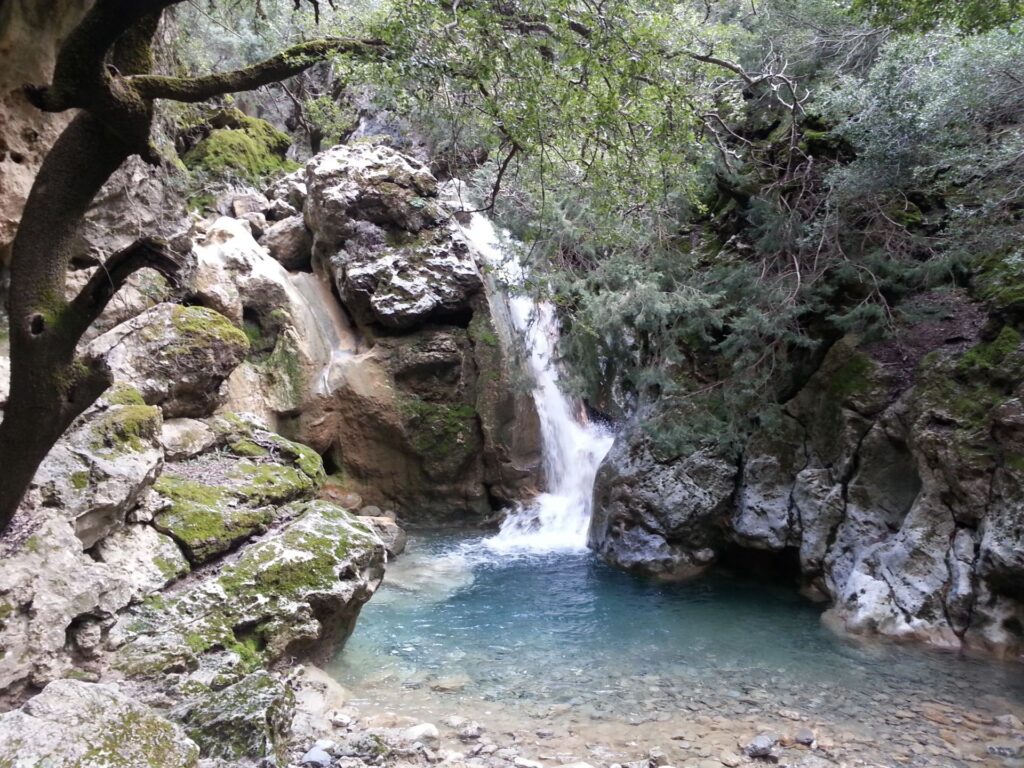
[
  {"left": 89, "top": 403, "right": 162, "bottom": 458},
  {"left": 152, "top": 416, "right": 325, "bottom": 563},
  {"left": 179, "top": 671, "right": 294, "bottom": 764},
  {"left": 183, "top": 110, "right": 296, "bottom": 183},
  {"left": 114, "top": 501, "right": 385, "bottom": 680},
  {"left": 974, "top": 251, "right": 1024, "bottom": 321}
]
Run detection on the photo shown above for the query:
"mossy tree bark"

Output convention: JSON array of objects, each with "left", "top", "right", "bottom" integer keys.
[{"left": 0, "top": 0, "right": 383, "bottom": 533}]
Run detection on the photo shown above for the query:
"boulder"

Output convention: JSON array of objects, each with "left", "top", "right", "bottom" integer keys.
[
  {"left": 93, "top": 524, "right": 190, "bottom": 601},
  {"left": 0, "top": 679, "right": 199, "bottom": 767},
  {"left": 160, "top": 418, "right": 217, "bottom": 461},
  {"left": 264, "top": 214, "right": 313, "bottom": 270},
  {"left": 589, "top": 427, "right": 737, "bottom": 578},
  {"left": 112, "top": 500, "right": 386, "bottom": 679},
  {"left": 151, "top": 414, "right": 325, "bottom": 564},
  {"left": 87, "top": 303, "right": 249, "bottom": 418},
  {"left": 22, "top": 386, "right": 163, "bottom": 548},
  {"left": 177, "top": 671, "right": 294, "bottom": 764}
]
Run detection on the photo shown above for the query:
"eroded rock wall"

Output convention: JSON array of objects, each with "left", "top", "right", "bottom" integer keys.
[{"left": 590, "top": 293, "right": 1024, "bottom": 658}]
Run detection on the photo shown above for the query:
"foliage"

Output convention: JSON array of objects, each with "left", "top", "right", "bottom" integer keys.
[{"left": 850, "top": 0, "right": 1022, "bottom": 33}]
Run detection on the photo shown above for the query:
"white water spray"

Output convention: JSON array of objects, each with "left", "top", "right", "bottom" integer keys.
[{"left": 459, "top": 213, "right": 614, "bottom": 553}]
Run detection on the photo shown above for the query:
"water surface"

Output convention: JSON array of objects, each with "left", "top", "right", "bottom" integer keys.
[{"left": 331, "top": 533, "right": 1024, "bottom": 765}]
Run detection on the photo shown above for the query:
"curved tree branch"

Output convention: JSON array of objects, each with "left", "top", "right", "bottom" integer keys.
[{"left": 131, "top": 38, "right": 387, "bottom": 102}]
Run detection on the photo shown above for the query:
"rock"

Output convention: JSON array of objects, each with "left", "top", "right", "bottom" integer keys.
[
  {"left": 240, "top": 210, "right": 268, "bottom": 238},
  {"left": 0, "top": 511, "right": 143, "bottom": 698},
  {"left": 405, "top": 723, "right": 441, "bottom": 747},
  {"left": 303, "top": 744, "right": 336, "bottom": 766},
  {"left": 589, "top": 424, "right": 737, "bottom": 578},
  {"left": 22, "top": 387, "right": 163, "bottom": 548},
  {"left": 87, "top": 303, "right": 249, "bottom": 418},
  {"left": 0, "top": 679, "right": 199, "bottom": 766},
  {"left": 364, "top": 516, "right": 408, "bottom": 556},
  {"left": 718, "top": 752, "right": 741, "bottom": 768},
  {"left": 227, "top": 191, "right": 271, "bottom": 218},
  {"left": 459, "top": 722, "right": 484, "bottom": 741},
  {"left": 151, "top": 414, "right": 325, "bottom": 564},
  {"left": 72, "top": 155, "right": 189, "bottom": 267},
  {"left": 794, "top": 728, "right": 815, "bottom": 746},
  {"left": 160, "top": 418, "right": 217, "bottom": 461},
  {"left": 649, "top": 747, "right": 669, "bottom": 766},
  {"left": 431, "top": 675, "right": 472, "bottom": 692},
  {"left": 359, "top": 505, "right": 383, "bottom": 517},
  {"left": 93, "top": 523, "right": 190, "bottom": 599},
  {"left": 191, "top": 216, "right": 360, "bottom": 423},
  {"left": 267, "top": 167, "right": 308, "bottom": 210},
  {"left": 996, "top": 714, "right": 1024, "bottom": 730},
  {"left": 112, "top": 500, "right": 386, "bottom": 679},
  {"left": 178, "top": 671, "right": 294, "bottom": 764},
  {"left": 264, "top": 214, "right": 313, "bottom": 270},
  {"left": 744, "top": 733, "right": 778, "bottom": 758},
  {"left": 514, "top": 758, "right": 543, "bottom": 768}
]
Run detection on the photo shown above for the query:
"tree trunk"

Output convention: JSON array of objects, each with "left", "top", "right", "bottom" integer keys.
[{"left": 0, "top": 113, "right": 131, "bottom": 530}]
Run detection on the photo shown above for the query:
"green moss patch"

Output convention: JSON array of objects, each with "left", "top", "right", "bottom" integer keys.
[
  {"left": 183, "top": 111, "right": 296, "bottom": 184},
  {"left": 89, "top": 404, "right": 162, "bottom": 457}
]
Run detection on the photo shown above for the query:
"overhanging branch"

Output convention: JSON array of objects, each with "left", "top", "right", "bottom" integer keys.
[
  {"left": 68, "top": 237, "right": 187, "bottom": 336},
  {"left": 131, "top": 38, "right": 386, "bottom": 102}
]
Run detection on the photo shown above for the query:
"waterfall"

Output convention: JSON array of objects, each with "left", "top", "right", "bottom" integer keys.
[{"left": 459, "top": 213, "right": 614, "bottom": 553}]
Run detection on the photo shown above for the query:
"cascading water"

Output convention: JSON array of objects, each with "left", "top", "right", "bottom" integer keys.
[{"left": 458, "top": 213, "right": 614, "bottom": 553}]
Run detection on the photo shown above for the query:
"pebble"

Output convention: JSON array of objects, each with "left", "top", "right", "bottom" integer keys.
[
  {"left": 300, "top": 745, "right": 334, "bottom": 767},
  {"left": 743, "top": 732, "right": 778, "bottom": 758},
  {"left": 794, "top": 727, "right": 815, "bottom": 746},
  {"left": 997, "top": 714, "right": 1024, "bottom": 730},
  {"left": 460, "top": 723, "right": 485, "bottom": 742},
  {"left": 404, "top": 723, "right": 441, "bottom": 747},
  {"left": 717, "top": 750, "right": 741, "bottom": 767},
  {"left": 514, "top": 758, "right": 544, "bottom": 768}
]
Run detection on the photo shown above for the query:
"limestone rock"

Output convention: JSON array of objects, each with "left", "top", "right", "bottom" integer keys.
[
  {"left": 0, "top": 679, "right": 199, "bottom": 767},
  {"left": 264, "top": 214, "right": 313, "bottom": 271},
  {"left": 363, "top": 516, "right": 408, "bottom": 557},
  {"left": 305, "top": 143, "right": 440, "bottom": 254},
  {"left": 0, "top": 515, "right": 136, "bottom": 700},
  {"left": 161, "top": 418, "right": 217, "bottom": 461},
  {"left": 178, "top": 671, "right": 294, "bottom": 764},
  {"left": 93, "top": 524, "right": 190, "bottom": 600},
  {"left": 151, "top": 414, "right": 325, "bottom": 564},
  {"left": 112, "top": 500, "right": 386, "bottom": 679},
  {"left": 87, "top": 303, "right": 249, "bottom": 418},
  {"left": 589, "top": 428, "right": 737, "bottom": 578},
  {"left": 25, "top": 387, "right": 163, "bottom": 548}
]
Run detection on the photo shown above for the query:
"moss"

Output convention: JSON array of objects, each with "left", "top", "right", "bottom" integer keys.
[
  {"left": 171, "top": 305, "right": 250, "bottom": 351},
  {"left": 230, "top": 438, "right": 270, "bottom": 458},
  {"left": 957, "top": 325, "right": 1022, "bottom": 377},
  {"left": 258, "top": 333, "right": 305, "bottom": 407},
  {"left": 90, "top": 405, "right": 161, "bottom": 456},
  {"left": 826, "top": 351, "right": 875, "bottom": 401},
  {"left": 23, "top": 535, "right": 42, "bottom": 554},
  {"left": 106, "top": 384, "right": 146, "bottom": 406},
  {"left": 71, "top": 471, "right": 89, "bottom": 491},
  {"left": 75, "top": 708, "right": 199, "bottom": 768},
  {"left": 153, "top": 475, "right": 272, "bottom": 564},
  {"left": 974, "top": 250, "right": 1024, "bottom": 315},
  {"left": 233, "top": 461, "right": 316, "bottom": 505},
  {"left": 183, "top": 112, "right": 293, "bottom": 184},
  {"left": 401, "top": 396, "right": 478, "bottom": 457}
]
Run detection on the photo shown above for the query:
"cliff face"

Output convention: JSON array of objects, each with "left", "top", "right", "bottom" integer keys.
[
  {"left": 217, "top": 144, "right": 543, "bottom": 523},
  {"left": 590, "top": 290, "right": 1024, "bottom": 659}
]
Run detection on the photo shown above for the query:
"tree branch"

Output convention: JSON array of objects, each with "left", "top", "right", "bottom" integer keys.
[
  {"left": 68, "top": 237, "right": 187, "bottom": 336},
  {"left": 131, "top": 38, "right": 386, "bottom": 102}
]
